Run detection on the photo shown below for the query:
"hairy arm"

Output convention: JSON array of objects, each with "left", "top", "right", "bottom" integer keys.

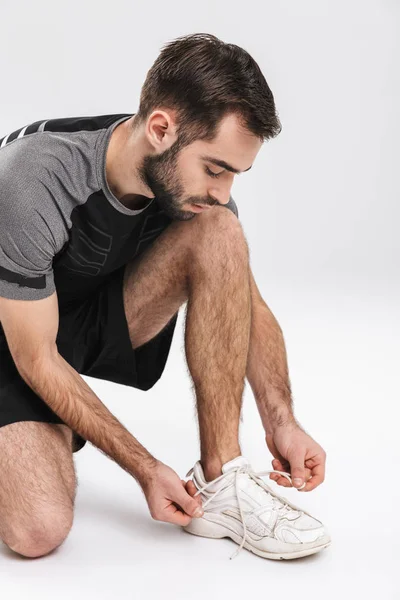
[
  {"left": 246, "top": 268, "right": 296, "bottom": 433},
  {"left": 23, "top": 351, "right": 157, "bottom": 484},
  {"left": 0, "top": 292, "right": 157, "bottom": 488}
]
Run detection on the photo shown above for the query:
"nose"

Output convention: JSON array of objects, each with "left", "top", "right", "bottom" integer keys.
[{"left": 209, "top": 189, "right": 232, "bottom": 206}]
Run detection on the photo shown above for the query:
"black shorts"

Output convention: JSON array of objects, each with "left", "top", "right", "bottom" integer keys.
[{"left": 0, "top": 264, "right": 179, "bottom": 453}]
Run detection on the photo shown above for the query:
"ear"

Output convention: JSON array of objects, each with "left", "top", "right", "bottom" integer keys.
[{"left": 146, "top": 110, "right": 178, "bottom": 151}]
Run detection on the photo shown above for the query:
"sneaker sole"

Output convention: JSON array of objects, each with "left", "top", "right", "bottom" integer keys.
[{"left": 182, "top": 515, "right": 331, "bottom": 560}]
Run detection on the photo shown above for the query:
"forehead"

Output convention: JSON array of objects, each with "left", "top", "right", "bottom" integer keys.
[{"left": 191, "top": 113, "right": 262, "bottom": 167}]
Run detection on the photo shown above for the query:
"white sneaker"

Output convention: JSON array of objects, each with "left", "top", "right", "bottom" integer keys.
[{"left": 182, "top": 455, "right": 331, "bottom": 561}]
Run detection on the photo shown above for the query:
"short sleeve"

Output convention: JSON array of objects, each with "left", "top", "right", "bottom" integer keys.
[
  {"left": 0, "top": 201, "right": 56, "bottom": 301},
  {"left": 224, "top": 195, "right": 239, "bottom": 218}
]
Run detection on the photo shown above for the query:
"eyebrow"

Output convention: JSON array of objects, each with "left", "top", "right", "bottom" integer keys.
[{"left": 200, "top": 155, "right": 253, "bottom": 174}]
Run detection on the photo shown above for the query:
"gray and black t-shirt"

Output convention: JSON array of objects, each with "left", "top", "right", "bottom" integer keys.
[{"left": 0, "top": 112, "right": 238, "bottom": 306}]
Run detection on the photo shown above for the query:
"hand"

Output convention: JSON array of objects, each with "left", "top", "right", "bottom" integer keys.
[
  {"left": 265, "top": 422, "right": 326, "bottom": 492},
  {"left": 140, "top": 460, "right": 204, "bottom": 526}
]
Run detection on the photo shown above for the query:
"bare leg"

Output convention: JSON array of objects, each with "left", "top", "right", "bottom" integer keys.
[
  {"left": 184, "top": 211, "right": 251, "bottom": 482},
  {"left": 123, "top": 207, "right": 252, "bottom": 483},
  {"left": 0, "top": 421, "right": 76, "bottom": 558}
]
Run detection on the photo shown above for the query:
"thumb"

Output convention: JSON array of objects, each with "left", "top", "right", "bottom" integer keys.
[
  {"left": 174, "top": 485, "right": 204, "bottom": 518},
  {"left": 288, "top": 454, "right": 306, "bottom": 488}
]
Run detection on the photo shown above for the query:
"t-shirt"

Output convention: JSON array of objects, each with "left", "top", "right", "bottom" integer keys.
[{"left": 0, "top": 113, "right": 238, "bottom": 306}]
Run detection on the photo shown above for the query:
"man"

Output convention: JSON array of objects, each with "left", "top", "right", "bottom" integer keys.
[{"left": 0, "top": 33, "right": 331, "bottom": 561}]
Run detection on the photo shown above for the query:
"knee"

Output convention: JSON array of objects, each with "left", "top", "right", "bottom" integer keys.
[
  {"left": 188, "top": 206, "right": 249, "bottom": 273},
  {"left": 192, "top": 205, "right": 247, "bottom": 251},
  {"left": 197, "top": 204, "right": 242, "bottom": 234},
  {"left": 3, "top": 509, "right": 74, "bottom": 558}
]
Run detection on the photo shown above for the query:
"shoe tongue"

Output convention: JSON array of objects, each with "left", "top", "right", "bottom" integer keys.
[
  {"left": 194, "top": 456, "right": 252, "bottom": 494},
  {"left": 221, "top": 456, "right": 278, "bottom": 509},
  {"left": 221, "top": 455, "right": 251, "bottom": 473}
]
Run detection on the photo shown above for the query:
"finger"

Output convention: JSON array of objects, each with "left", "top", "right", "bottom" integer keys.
[
  {"left": 173, "top": 484, "right": 204, "bottom": 519},
  {"left": 187, "top": 487, "right": 202, "bottom": 505},
  {"left": 185, "top": 479, "right": 200, "bottom": 500},
  {"left": 273, "top": 477, "right": 291, "bottom": 487},
  {"left": 182, "top": 480, "right": 192, "bottom": 492},
  {"left": 270, "top": 461, "right": 313, "bottom": 488},
  {"left": 270, "top": 459, "right": 291, "bottom": 486},
  {"left": 184, "top": 480, "right": 202, "bottom": 505},
  {"left": 272, "top": 458, "right": 290, "bottom": 471},
  {"left": 166, "top": 503, "right": 193, "bottom": 526},
  {"left": 185, "top": 480, "right": 198, "bottom": 495},
  {"left": 270, "top": 458, "right": 285, "bottom": 479},
  {"left": 284, "top": 466, "right": 312, "bottom": 488},
  {"left": 297, "top": 463, "right": 325, "bottom": 492},
  {"left": 287, "top": 454, "right": 308, "bottom": 489}
]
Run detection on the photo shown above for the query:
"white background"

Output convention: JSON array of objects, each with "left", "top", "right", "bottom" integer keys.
[{"left": 0, "top": 0, "right": 398, "bottom": 598}]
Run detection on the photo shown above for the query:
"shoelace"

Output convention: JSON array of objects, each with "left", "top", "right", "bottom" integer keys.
[{"left": 185, "top": 465, "right": 306, "bottom": 560}]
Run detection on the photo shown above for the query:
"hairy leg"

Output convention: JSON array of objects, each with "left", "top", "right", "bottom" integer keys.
[
  {"left": 123, "top": 207, "right": 251, "bottom": 481},
  {"left": 122, "top": 220, "right": 191, "bottom": 350},
  {"left": 0, "top": 421, "right": 77, "bottom": 558},
  {"left": 184, "top": 210, "right": 251, "bottom": 481}
]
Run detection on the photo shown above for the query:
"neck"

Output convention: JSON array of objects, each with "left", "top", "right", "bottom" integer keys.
[{"left": 105, "top": 116, "right": 155, "bottom": 210}]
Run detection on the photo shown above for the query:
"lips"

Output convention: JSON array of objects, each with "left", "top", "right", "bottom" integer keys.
[{"left": 192, "top": 204, "right": 211, "bottom": 212}]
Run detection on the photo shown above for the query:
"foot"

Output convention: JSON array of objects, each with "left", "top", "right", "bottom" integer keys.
[{"left": 182, "top": 455, "right": 331, "bottom": 560}]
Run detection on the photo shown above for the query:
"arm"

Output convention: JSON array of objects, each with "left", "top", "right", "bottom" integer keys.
[
  {"left": 0, "top": 292, "right": 158, "bottom": 488},
  {"left": 0, "top": 168, "right": 198, "bottom": 517},
  {"left": 246, "top": 268, "right": 297, "bottom": 434},
  {"left": 246, "top": 269, "right": 327, "bottom": 491}
]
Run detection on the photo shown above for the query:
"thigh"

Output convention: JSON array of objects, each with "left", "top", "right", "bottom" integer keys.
[
  {"left": 0, "top": 421, "right": 76, "bottom": 546},
  {"left": 57, "top": 266, "right": 179, "bottom": 392}
]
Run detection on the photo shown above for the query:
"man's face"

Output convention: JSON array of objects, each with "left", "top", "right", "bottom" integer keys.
[{"left": 137, "top": 113, "right": 262, "bottom": 221}]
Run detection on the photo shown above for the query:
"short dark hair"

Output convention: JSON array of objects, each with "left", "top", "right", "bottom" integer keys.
[{"left": 133, "top": 33, "right": 282, "bottom": 147}]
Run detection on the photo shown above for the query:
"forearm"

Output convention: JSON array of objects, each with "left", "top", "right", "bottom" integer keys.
[
  {"left": 18, "top": 351, "right": 157, "bottom": 487},
  {"left": 246, "top": 301, "right": 296, "bottom": 434}
]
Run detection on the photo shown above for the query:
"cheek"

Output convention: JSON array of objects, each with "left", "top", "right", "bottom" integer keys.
[
  {"left": 178, "top": 167, "right": 197, "bottom": 190},
  {"left": 176, "top": 155, "right": 200, "bottom": 185}
]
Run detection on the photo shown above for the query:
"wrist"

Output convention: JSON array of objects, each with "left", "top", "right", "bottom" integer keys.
[
  {"left": 256, "top": 397, "right": 296, "bottom": 435},
  {"left": 133, "top": 456, "right": 160, "bottom": 490},
  {"left": 267, "top": 415, "right": 298, "bottom": 435}
]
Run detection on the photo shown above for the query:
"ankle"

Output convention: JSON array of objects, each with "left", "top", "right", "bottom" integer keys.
[{"left": 201, "top": 450, "right": 242, "bottom": 482}]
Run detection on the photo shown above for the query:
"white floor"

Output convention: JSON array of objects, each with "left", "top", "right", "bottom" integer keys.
[{"left": 1, "top": 274, "right": 398, "bottom": 600}]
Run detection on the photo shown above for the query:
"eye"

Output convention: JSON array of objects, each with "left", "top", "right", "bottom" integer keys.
[{"left": 205, "top": 166, "right": 223, "bottom": 179}]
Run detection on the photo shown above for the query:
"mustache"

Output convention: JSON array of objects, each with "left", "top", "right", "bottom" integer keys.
[{"left": 191, "top": 198, "right": 221, "bottom": 208}]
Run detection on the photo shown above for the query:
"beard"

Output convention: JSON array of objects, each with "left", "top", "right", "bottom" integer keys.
[{"left": 136, "top": 141, "right": 214, "bottom": 221}]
